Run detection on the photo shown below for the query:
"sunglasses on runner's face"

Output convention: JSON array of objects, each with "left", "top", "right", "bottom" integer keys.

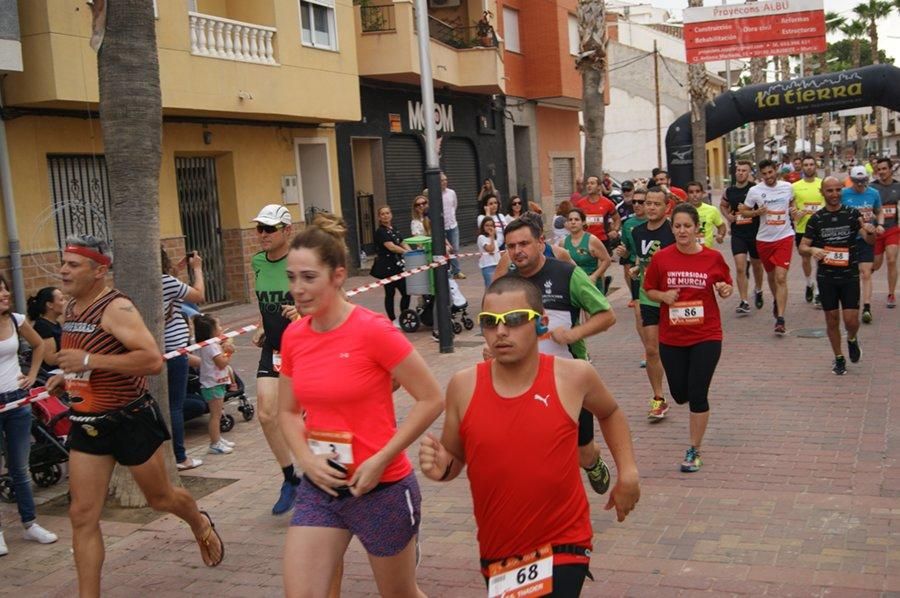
[
  {"left": 415, "top": 202, "right": 427, "bottom": 207},
  {"left": 256, "top": 224, "right": 285, "bottom": 234},
  {"left": 511, "top": 201, "right": 522, "bottom": 206},
  {"left": 477, "top": 309, "right": 541, "bottom": 329},
  {"left": 632, "top": 199, "right": 646, "bottom": 204}
]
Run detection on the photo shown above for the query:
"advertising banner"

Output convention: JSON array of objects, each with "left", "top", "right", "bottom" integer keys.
[
  {"left": 665, "top": 65, "right": 900, "bottom": 186},
  {"left": 684, "top": 0, "right": 825, "bottom": 64}
]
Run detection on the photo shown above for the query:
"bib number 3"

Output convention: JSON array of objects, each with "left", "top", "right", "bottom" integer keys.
[
  {"left": 308, "top": 430, "right": 355, "bottom": 474},
  {"left": 487, "top": 545, "right": 553, "bottom": 598}
]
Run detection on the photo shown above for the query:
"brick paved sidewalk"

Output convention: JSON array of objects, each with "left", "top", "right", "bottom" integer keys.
[{"left": 1, "top": 245, "right": 897, "bottom": 596}]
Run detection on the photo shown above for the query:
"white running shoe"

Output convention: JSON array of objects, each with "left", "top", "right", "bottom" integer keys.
[
  {"left": 22, "top": 523, "right": 58, "bottom": 544},
  {"left": 220, "top": 437, "right": 236, "bottom": 448},
  {"left": 208, "top": 440, "right": 233, "bottom": 454},
  {"left": 0, "top": 531, "right": 8, "bottom": 556}
]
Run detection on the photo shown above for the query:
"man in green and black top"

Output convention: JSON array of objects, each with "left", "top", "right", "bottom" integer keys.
[
  {"left": 250, "top": 204, "right": 302, "bottom": 515},
  {"left": 615, "top": 186, "right": 649, "bottom": 366},
  {"left": 800, "top": 177, "right": 877, "bottom": 375},
  {"left": 720, "top": 159, "right": 765, "bottom": 312},
  {"left": 497, "top": 213, "right": 616, "bottom": 495},
  {"left": 622, "top": 187, "right": 674, "bottom": 420}
]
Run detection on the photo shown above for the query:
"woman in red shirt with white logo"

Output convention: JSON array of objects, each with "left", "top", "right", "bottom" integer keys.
[
  {"left": 643, "top": 204, "right": 733, "bottom": 474},
  {"left": 277, "top": 213, "right": 443, "bottom": 597}
]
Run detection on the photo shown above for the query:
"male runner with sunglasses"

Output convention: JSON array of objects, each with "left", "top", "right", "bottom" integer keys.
[
  {"left": 492, "top": 216, "right": 616, "bottom": 495},
  {"left": 420, "top": 276, "right": 639, "bottom": 596},
  {"left": 250, "top": 205, "right": 302, "bottom": 514}
]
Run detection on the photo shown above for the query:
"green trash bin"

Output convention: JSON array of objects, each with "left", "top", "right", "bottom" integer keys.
[{"left": 404, "top": 236, "right": 434, "bottom": 295}]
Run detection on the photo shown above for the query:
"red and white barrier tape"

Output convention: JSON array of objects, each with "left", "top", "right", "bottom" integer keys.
[
  {"left": 0, "top": 387, "right": 50, "bottom": 414},
  {"left": 346, "top": 252, "right": 480, "bottom": 298},
  {"left": 2, "top": 253, "right": 479, "bottom": 413},
  {"left": 162, "top": 324, "right": 258, "bottom": 360}
]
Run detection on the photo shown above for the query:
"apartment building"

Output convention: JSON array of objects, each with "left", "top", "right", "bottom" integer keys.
[
  {"left": 1, "top": 0, "right": 360, "bottom": 302},
  {"left": 496, "top": 0, "right": 585, "bottom": 213},
  {"left": 336, "top": 0, "right": 507, "bottom": 260}
]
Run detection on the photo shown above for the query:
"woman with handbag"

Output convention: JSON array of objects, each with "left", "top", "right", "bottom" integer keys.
[{"left": 372, "top": 206, "right": 411, "bottom": 328}]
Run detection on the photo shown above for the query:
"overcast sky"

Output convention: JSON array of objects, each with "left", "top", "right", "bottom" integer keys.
[{"left": 651, "top": 0, "right": 900, "bottom": 63}]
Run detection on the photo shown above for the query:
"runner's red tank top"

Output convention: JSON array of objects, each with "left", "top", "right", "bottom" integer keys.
[
  {"left": 62, "top": 290, "right": 149, "bottom": 414},
  {"left": 459, "top": 353, "right": 592, "bottom": 564}
]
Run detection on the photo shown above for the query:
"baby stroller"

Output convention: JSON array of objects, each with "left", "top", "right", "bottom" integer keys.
[
  {"left": 183, "top": 366, "right": 254, "bottom": 433},
  {"left": 0, "top": 394, "right": 71, "bottom": 503},
  {"left": 398, "top": 272, "right": 474, "bottom": 334}
]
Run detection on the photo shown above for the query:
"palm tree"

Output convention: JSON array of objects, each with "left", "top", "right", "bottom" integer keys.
[
  {"left": 840, "top": 19, "right": 867, "bottom": 157},
  {"left": 854, "top": 0, "right": 892, "bottom": 151},
  {"left": 577, "top": 0, "right": 608, "bottom": 179},
  {"left": 747, "top": 0, "right": 767, "bottom": 165},
  {"left": 687, "top": 0, "right": 709, "bottom": 182},
  {"left": 780, "top": 55, "right": 796, "bottom": 159},
  {"left": 822, "top": 12, "right": 846, "bottom": 172},
  {"left": 96, "top": 0, "right": 171, "bottom": 505}
]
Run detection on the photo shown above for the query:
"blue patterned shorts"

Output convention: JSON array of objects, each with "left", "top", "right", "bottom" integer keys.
[{"left": 291, "top": 471, "right": 421, "bottom": 557}]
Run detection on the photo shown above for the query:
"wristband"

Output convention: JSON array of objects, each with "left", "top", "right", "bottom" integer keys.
[{"left": 83, "top": 353, "right": 91, "bottom": 368}]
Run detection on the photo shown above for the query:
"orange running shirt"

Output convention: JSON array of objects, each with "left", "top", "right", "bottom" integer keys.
[{"left": 62, "top": 290, "right": 149, "bottom": 414}]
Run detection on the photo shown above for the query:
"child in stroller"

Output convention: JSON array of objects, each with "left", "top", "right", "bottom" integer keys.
[
  {"left": 183, "top": 364, "right": 254, "bottom": 434},
  {"left": 398, "top": 271, "right": 474, "bottom": 334}
]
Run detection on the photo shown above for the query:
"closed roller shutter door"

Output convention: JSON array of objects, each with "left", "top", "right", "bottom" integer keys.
[
  {"left": 440, "top": 138, "right": 479, "bottom": 244},
  {"left": 552, "top": 157, "right": 574, "bottom": 205},
  {"left": 384, "top": 135, "right": 425, "bottom": 239}
]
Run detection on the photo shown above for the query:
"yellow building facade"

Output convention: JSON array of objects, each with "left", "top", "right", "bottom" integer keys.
[{"left": 1, "top": 0, "right": 360, "bottom": 303}]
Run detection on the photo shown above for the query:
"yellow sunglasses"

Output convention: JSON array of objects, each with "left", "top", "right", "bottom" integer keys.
[{"left": 477, "top": 309, "right": 541, "bottom": 329}]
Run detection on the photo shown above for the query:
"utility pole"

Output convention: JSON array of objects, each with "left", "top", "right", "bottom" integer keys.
[
  {"left": 414, "top": 0, "right": 452, "bottom": 352},
  {"left": 654, "top": 41, "right": 661, "bottom": 168}
]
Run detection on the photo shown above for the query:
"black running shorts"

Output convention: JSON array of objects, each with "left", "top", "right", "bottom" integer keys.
[
  {"left": 731, "top": 234, "right": 759, "bottom": 259},
  {"left": 257, "top": 343, "right": 281, "bottom": 379},
  {"left": 578, "top": 408, "right": 593, "bottom": 447},
  {"left": 817, "top": 277, "right": 860, "bottom": 311},
  {"left": 639, "top": 304, "right": 660, "bottom": 327},
  {"left": 68, "top": 395, "right": 171, "bottom": 466}
]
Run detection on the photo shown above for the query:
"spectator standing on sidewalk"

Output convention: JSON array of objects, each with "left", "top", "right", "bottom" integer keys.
[
  {"left": 0, "top": 274, "right": 57, "bottom": 557},
  {"left": 442, "top": 172, "right": 466, "bottom": 279},
  {"left": 161, "top": 247, "right": 205, "bottom": 471}
]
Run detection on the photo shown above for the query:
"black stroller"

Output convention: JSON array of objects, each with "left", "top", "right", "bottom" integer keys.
[{"left": 183, "top": 367, "right": 255, "bottom": 432}]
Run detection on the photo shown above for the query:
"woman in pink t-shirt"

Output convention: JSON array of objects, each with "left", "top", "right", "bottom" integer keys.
[{"left": 278, "top": 213, "right": 443, "bottom": 597}]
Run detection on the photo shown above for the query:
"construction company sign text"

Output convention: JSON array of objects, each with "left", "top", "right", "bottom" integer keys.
[
  {"left": 755, "top": 73, "right": 863, "bottom": 109},
  {"left": 408, "top": 101, "right": 455, "bottom": 133}
]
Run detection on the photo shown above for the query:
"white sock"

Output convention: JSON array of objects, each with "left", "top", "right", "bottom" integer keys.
[{"left": 807, "top": 276, "right": 815, "bottom": 286}]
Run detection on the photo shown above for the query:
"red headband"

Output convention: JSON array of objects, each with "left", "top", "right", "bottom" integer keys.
[{"left": 65, "top": 245, "right": 112, "bottom": 266}]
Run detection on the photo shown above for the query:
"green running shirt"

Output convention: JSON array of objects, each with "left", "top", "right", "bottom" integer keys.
[{"left": 252, "top": 251, "right": 294, "bottom": 350}]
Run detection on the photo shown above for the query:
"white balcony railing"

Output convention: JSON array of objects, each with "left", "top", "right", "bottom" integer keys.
[{"left": 189, "top": 12, "right": 278, "bottom": 65}]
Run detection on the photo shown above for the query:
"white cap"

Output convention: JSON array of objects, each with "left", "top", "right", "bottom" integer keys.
[
  {"left": 252, "top": 204, "right": 292, "bottom": 226},
  {"left": 850, "top": 166, "right": 869, "bottom": 181}
]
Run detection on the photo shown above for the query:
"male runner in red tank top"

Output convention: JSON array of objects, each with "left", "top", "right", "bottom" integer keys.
[
  {"left": 47, "top": 235, "right": 224, "bottom": 597},
  {"left": 420, "top": 276, "right": 640, "bottom": 596}
]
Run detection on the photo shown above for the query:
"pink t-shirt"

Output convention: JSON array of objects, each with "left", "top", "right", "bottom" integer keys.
[{"left": 280, "top": 306, "right": 414, "bottom": 483}]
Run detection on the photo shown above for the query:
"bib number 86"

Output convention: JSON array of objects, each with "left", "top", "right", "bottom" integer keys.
[{"left": 516, "top": 564, "right": 540, "bottom": 585}]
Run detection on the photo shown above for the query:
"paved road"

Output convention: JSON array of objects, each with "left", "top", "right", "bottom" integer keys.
[{"left": 2, "top": 243, "right": 897, "bottom": 596}]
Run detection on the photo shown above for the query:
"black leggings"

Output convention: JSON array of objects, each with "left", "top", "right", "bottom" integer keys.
[
  {"left": 659, "top": 341, "right": 721, "bottom": 413},
  {"left": 383, "top": 279, "right": 410, "bottom": 322}
]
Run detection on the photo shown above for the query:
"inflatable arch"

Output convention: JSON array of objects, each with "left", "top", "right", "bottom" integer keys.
[{"left": 665, "top": 64, "right": 900, "bottom": 187}]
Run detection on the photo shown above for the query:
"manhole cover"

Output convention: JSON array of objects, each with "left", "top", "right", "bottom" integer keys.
[{"left": 793, "top": 328, "right": 827, "bottom": 338}]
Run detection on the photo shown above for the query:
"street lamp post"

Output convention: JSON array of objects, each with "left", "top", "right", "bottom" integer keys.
[{"left": 414, "top": 0, "right": 453, "bottom": 353}]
